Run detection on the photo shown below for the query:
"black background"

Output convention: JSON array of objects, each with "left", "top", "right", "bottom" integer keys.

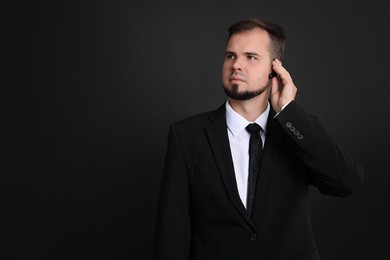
[{"left": 1, "top": 0, "right": 389, "bottom": 259}]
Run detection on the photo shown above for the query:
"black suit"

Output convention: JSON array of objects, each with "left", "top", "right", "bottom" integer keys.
[{"left": 153, "top": 101, "right": 364, "bottom": 260}]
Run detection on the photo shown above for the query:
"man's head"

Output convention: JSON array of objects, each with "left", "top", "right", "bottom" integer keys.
[
  {"left": 228, "top": 18, "right": 286, "bottom": 61},
  {"left": 222, "top": 18, "right": 286, "bottom": 101}
]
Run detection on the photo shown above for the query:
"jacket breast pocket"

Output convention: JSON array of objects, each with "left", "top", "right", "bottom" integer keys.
[
  {"left": 294, "top": 247, "right": 319, "bottom": 260},
  {"left": 193, "top": 164, "right": 221, "bottom": 187},
  {"left": 192, "top": 164, "right": 230, "bottom": 203}
]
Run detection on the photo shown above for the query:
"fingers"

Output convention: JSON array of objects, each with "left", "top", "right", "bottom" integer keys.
[
  {"left": 270, "top": 76, "right": 281, "bottom": 111},
  {"left": 270, "top": 75, "right": 279, "bottom": 97},
  {"left": 272, "top": 59, "right": 292, "bottom": 86},
  {"left": 270, "top": 59, "right": 297, "bottom": 112}
]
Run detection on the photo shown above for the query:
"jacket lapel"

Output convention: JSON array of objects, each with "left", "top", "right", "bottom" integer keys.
[{"left": 205, "top": 104, "right": 255, "bottom": 227}]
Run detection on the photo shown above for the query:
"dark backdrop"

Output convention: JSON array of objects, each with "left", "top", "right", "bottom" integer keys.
[{"left": 1, "top": 0, "right": 389, "bottom": 259}]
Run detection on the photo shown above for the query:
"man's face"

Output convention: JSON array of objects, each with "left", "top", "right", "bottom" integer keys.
[{"left": 222, "top": 28, "right": 273, "bottom": 100}]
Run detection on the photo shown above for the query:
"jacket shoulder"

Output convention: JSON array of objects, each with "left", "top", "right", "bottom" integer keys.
[{"left": 171, "top": 104, "right": 225, "bottom": 131}]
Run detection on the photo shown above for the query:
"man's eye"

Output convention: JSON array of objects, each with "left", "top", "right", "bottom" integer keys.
[
  {"left": 226, "top": 54, "right": 235, "bottom": 60},
  {"left": 247, "top": 56, "right": 257, "bottom": 60}
]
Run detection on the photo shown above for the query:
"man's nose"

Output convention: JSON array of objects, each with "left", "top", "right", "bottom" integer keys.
[{"left": 232, "top": 57, "right": 242, "bottom": 71}]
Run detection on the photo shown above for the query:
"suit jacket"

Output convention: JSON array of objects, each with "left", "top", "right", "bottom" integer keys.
[{"left": 153, "top": 101, "right": 364, "bottom": 260}]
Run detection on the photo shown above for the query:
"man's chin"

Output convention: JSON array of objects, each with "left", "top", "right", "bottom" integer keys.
[{"left": 223, "top": 85, "right": 267, "bottom": 101}]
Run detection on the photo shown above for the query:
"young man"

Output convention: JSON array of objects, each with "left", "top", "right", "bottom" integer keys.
[{"left": 153, "top": 18, "right": 364, "bottom": 260}]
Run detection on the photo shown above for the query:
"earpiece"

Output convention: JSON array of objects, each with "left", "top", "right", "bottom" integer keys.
[{"left": 269, "top": 70, "right": 277, "bottom": 79}]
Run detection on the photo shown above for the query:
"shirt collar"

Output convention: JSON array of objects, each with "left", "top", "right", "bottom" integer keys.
[{"left": 225, "top": 100, "right": 270, "bottom": 137}]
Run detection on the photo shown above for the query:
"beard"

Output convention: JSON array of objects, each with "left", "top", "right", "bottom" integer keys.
[{"left": 222, "top": 82, "right": 270, "bottom": 101}]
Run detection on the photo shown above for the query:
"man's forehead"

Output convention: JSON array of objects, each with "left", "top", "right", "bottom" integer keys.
[{"left": 226, "top": 30, "right": 270, "bottom": 52}]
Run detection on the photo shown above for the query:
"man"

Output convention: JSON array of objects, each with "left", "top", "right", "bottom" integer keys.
[{"left": 153, "top": 18, "right": 364, "bottom": 260}]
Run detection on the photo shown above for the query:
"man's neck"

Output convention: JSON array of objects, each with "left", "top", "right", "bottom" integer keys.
[{"left": 228, "top": 94, "right": 269, "bottom": 122}]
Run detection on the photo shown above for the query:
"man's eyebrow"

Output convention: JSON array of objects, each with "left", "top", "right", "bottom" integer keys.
[
  {"left": 224, "top": 51, "right": 261, "bottom": 57},
  {"left": 244, "top": 52, "right": 260, "bottom": 57}
]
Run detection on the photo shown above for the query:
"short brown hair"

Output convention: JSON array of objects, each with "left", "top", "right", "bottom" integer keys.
[{"left": 227, "top": 18, "right": 286, "bottom": 60}]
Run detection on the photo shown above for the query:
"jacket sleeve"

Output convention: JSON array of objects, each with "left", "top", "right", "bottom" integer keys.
[
  {"left": 275, "top": 101, "right": 364, "bottom": 196},
  {"left": 153, "top": 125, "right": 190, "bottom": 260}
]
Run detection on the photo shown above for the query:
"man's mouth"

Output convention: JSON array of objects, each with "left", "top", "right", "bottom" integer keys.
[{"left": 230, "top": 76, "right": 246, "bottom": 82}]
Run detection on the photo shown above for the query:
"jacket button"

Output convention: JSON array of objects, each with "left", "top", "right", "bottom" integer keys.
[
  {"left": 286, "top": 122, "right": 292, "bottom": 128},
  {"left": 250, "top": 234, "right": 257, "bottom": 240}
]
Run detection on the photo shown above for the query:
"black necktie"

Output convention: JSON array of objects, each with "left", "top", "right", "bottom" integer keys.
[{"left": 245, "top": 123, "right": 263, "bottom": 218}]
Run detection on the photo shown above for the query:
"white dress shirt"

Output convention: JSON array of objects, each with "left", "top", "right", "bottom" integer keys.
[{"left": 225, "top": 100, "right": 270, "bottom": 208}]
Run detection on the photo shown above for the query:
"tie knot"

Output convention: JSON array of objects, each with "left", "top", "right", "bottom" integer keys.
[{"left": 246, "top": 123, "right": 262, "bottom": 134}]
